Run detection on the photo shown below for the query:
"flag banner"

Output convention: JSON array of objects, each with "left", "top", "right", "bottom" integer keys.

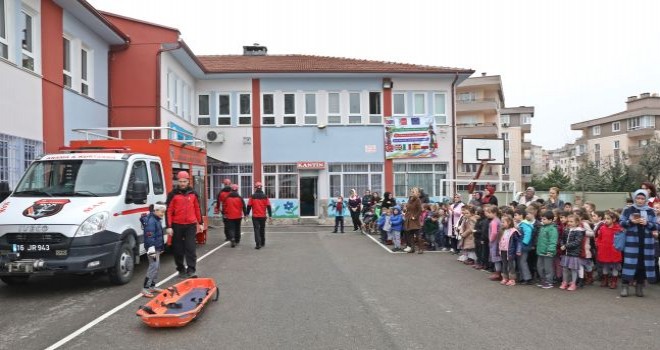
[{"left": 385, "top": 116, "right": 438, "bottom": 159}]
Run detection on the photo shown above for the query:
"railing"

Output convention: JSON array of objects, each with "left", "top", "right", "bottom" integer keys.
[{"left": 71, "top": 127, "right": 206, "bottom": 148}]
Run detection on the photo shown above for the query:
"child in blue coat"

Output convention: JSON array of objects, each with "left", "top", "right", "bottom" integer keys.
[
  {"left": 141, "top": 202, "right": 166, "bottom": 297},
  {"left": 390, "top": 206, "right": 404, "bottom": 252}
]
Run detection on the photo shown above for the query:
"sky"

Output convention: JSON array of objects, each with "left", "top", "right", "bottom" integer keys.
[{"left": 89, "top": 0, "right": 660, "bottom": 150}]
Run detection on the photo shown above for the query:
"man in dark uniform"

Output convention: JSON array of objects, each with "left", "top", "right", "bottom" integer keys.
[
  {"left": 166, "top": 171, "right": 204, "bottom": 278},
  {"left": 214, "top": 178, "right": 232, "bottom": 241},
  {"left": 246, "top": 182, "right": 273, "bottom": 249}
]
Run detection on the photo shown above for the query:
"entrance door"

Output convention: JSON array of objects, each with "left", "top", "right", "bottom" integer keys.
[{"left": 299, "top": 177, "right": 318, "bottom": 216}]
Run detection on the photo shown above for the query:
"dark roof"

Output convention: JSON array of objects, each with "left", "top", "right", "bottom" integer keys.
[{"left": 196, "top": 54, "right": 473, "bottom": 74}]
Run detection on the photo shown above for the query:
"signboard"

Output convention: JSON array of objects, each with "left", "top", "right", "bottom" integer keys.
[
  {"left": 167, "top": 122, "right": 194, "bottom": 141},
  {"left": 384, "top": 116, "right": 438, "bottom": 159},
  {"left": 365, "top": 145, "right": 377, "bottom": 153},
  {"left": 297, "top": 161, "right": 326, "bottom": 170}
]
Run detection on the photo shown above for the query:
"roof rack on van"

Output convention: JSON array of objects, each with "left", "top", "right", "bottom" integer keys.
[{"left": 71, "top": 127, "right": 206, "bottom": 148}]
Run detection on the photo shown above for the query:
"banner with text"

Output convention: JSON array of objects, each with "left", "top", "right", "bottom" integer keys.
[{"left": 385, "top": 116, "right": 438, "bottom": 159}]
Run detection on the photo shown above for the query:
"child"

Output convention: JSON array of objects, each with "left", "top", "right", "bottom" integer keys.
[
  {"left": 362, "top": 207, "right": 376, "bottom": 234},
  {"left": 499, "top": 215, "right": 521, "bottom": 286},
  {"left": 141, "top": 202, "right": 166, "bottom": 298},
  {"left": 595, "top": 211, "right": 622, "bottom": 289},
  {"left": 436, "top": 208, "right": 448, "bottom": 251},
  {"left": 485, "top": 205, "right": 503, "bottom": 281},
  {"left": 577, "top": 209, "right": 595, "bottom": 286},
  {"left": 377, "top": 208, "right": 392, "bottom": 244},
  {"left": 456, "top": 206, "right": 470, "bottom": 262},
  {"left": 460, "top": 207, "right": 478, "bottom": 265},
  {"left": 390, "top": 206, "right": 404, "bottom": 252},
  {"left": 515, "top": 209, "right": 534, "bottom": 284},
  {"left": 560, "top": 214, "right": 586, "bottom": 291},
  {"left": 473, "top": 208, "right": 490, "bottom": 270},
  {"left": 536, "top": 210, "right": 559, "bottom": 289},
  {"left": 423, "top": 213, "right": 440, "bottom": 251},
  {"left": 332, "top": 196, "right": 345, "bottom": 233}
]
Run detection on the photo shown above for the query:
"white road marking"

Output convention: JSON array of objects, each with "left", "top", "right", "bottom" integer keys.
[
  {"left": 44, "top": 233, "right": 242, "bottom": 350},
  {"left": 360, "top": 230, "right": 446, "bottom": 253}
]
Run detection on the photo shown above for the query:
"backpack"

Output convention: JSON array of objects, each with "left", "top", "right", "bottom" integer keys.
[{"left": 613, "top": 230, "right": 626, "bottom": 252}]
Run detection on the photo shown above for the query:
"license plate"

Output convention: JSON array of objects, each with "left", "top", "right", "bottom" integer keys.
[{"left": 12, "top": 244, "right": 51, "bottom": 252}]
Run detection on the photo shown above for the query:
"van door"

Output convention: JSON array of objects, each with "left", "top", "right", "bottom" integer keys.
[{"left": 149, "top": 161, "right": 165, "bottom": 203}]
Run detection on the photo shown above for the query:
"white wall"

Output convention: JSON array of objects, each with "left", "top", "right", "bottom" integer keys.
[
  {"left": 0, "top": 62, "right": 43, "bottom": 141},
  {"left": 202, "top": 126, "right": 254, "bottom": 163}
]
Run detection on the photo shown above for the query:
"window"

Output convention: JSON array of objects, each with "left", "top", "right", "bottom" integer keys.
[
  {"left": 128, "top": 161, "right": 150, "bottom": 195},
  {"left": 23, "top": 143, "right": 36, "bottom": 169},
  {"left": 501, "top": 132, "right": 509, "bottom": 140},
  {"left": 393, "top": 93, "right": 406, "bottom": 115},
  {"left": 612, "top": 121, "right": 620, "bottom": 132},
  {"left": 522, "top": 166, "right": 531, "bottom": 175},
  {"left": 209, "top": 164, "right": 252, "bottom": 198},
  {"left": 284, "top": 93, "right": 296, "bottom": 125},
  {"left": 414, "top": 93, "right": 425, "bottom": 115},
  {"left": 149, "top": 162, "right": 164, "bottom": 195},
  {"left": 369, "top": 92, "right": 382, "bottom": 124},
  {"left": 62, "top": 38, "right": 71, "bottom": 88},
  {"left": 591, "top": 125, "right": 600, "bottom": 136},
  {"left": 502, "top": 166, "right": 509, "bottom": 175},
  {"left": 197, "top": 95, "right": 210, "bottom": 125},
  {"left": 304, "top": 93, "right": 317, "bottom": 125},
  {"left": 262, "top": 93, "right": 274, "bottom": 125},
  {"left": 328, "top": 92, "right": 340, "bottom": 124},
  {"left": 0, "top": 0, "right": 7, "bottom": 59},
  {"left": 627, "top": 116, "right": 655, "bottom": 130},
  {"left": 80, "top": 48, "right": 90, "bottom": 96},
  {"left": 218, "top": 94, "right": 231, "bottom": 125},
  {"left": 329, "top": 163, "right": 383, "bottom": 197},
  {"left": 433, "top": 93, "right": 447, "bottom": 124},
  {"left": 349, "top": 92, "right": 361, "bottom": 123},
  {"left": 393, "top": 163, "right": 448, "bottom": 198},
  {"left": 500, "top": 114, "right": 510, "bottom": 126},
  {"left": 238, "top": 93, "right": 251, "bottom": 125},
  {"left": 263, "top": 164, "right": 297, "bottom": 198},
  {"left": 613, "top": 140, "right": 620, "bottom": 150},
  {"left": 521, "top": 113, "right": 532, "bottom": 124},
  {"left": 0, "top": 139, "right": 7, "bottom": 185},
  {"left": 457, "top": 92, "right": 475, "bottom": 102},
  {"left": 20, "top": 10, "right": 34, "bottom": 70}
]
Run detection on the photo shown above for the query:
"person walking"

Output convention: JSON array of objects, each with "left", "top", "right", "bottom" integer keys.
[
  {"left": 166, "top": 171, "right": 204, "bottom": 278},
  {"left": 224, "top": 184, "right": 246, "bottom": 248},
  {"left": 214, "top": 178, "right": 233, "bottom": 242},
  {"left": 404, "top": 187, "right": 423, "bottom": 253},
  {"left": 348, "top": 189, "right": 362, "bottom": 231},
  {"left": 141, "top": 202, "right": 166, "bottom": 297},
  {"left": 246, "top": 182, "right": 272, "bottom": 249}
]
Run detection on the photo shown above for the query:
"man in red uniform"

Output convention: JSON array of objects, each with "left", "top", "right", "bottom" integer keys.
[
  {"left": 224, "top": 184, "right": 246, "bottom": 248},
  {"left": 166, "top": 171, "right": 204, "bottom": 278},
  {"left": 214, "top": 178, "right": 232, "bottom": 242},
  {"left": 246, "top": 182, "right": 273, "bottom": 249}
]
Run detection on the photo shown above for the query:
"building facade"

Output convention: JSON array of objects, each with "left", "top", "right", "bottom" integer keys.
[
  {"left": 0, "top": 0, "right": 127, "bottom": 190},
  {"left": 500, "top": 106, "right": 534, "bottom": 190}
]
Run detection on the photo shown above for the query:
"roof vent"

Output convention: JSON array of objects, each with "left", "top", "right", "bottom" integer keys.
[
  {"left": 481, "top": 72, "right": 487, "bottom": 76},
  {"left": 627, "top": 96, "right": 637, "bottom": 102},
  {"left": 243, "top": 43, "right": 267, "bottom": 56},
  {"left": 640, "top": 92, "right": 651, "bottom": 98}
]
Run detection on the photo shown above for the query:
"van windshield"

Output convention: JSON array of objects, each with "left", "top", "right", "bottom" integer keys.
[{"left": 13, "top": 160, "right": 128, "bottom": 197}]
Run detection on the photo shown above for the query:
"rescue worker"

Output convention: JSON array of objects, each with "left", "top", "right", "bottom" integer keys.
[
  {"left": 166, "top": 171, "right": 204, "bottom": 278},
  {"left": 214, "top": 178, "right": 233, "bottom": 241},
  {"left": 224, "top": 183, "right": 246, "bottom": 247},
  {"left": 246, "top": 182, "right": 273, "bottom": 249}
]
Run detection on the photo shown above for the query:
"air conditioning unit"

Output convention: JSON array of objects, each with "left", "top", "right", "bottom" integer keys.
[
  {"left": 204, "top": 130, "right": 224, "bottom": 143},
  {"left": 501, "top": 123, "right": 509, "bottom": 128},
  {"left": 243, "top": 136, "right": 252, "bottom": 144}
]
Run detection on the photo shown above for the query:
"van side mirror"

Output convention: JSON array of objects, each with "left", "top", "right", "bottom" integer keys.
[{"left": 128, "top": 181, "right": 148, "bottom": 204}]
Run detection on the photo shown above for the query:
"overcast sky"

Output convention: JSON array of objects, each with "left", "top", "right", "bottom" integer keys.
[{"left": 89, "top": 0, "right": 660, "bottom": 150}]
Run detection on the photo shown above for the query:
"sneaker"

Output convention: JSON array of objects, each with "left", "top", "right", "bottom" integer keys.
[
  {"left": 559, "top": 282, "right": 568, "bottom": 290},
  {"left": 523, "top": 280, "right": 534, "bottom": 286},
  {"left": 500, "top": 278, "right": 509, "bottom": 285},
  {"left": 506, "top": 280, "right": 516, "bottom": 286},
  {"left": 541, "top": 283, "right": 554, "bottom": 289},
  {"left": 332, "top": 231, "right": 337, "bottom": 233},
  {"left": 186, "top": 271, "right": 198, "bottom": 278},
  {"left": 449, "top": 248, "right": 455, "bottom": 253},
  {"left": 231, "top": 241, "right": 236, "bottom": 248},
  {"left": 150, "top": 287, "right": 164, "bottom": 293},
  {"left": 536, "top": 281, "right": 545, "bottom": 288},
  {"left": 403, "top": 246, "right": 412, "bottom": 253},
  {"left": 141, "top": 289, "right": 154, "bottom": 298},
  {"left": 177, "top": 271, "right": 187, "bottom": 279}
]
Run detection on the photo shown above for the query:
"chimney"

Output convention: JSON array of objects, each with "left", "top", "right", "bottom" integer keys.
[
  {"left": 243, "top": 43, "right": 267, "bottom": 56},
  {"left": 640, "top": 92, "right": 651, "bottom": 98},
  {"left": 627, "top": 96, "right": 637, "bottom": 102},
  {"left": 481, "top": 72, "right": 487, "bottom": 77}
]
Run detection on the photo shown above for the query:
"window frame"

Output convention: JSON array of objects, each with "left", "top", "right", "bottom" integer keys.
[
  {"left": 433, "top": 93, "right": 447, "bottom": 125},
  {"left": 217, "top": 93, "right": 231, "bottom": 126},
  {"left": 392, "top": 162, "right": 448, "bottom": 198},
  {"left": 328, "top": 163, "right": 384, "bottom": 197},
  {"left": 149, "top": 161, "right": 164, "bottom": 195},
  {"left": 591, "top": 125, "right": 601, "bottom": 136},
  {"left": 393, "top": 92, "right": 406, "bottom": 116},
  {"left": 62, "top": 36, "right": 72, "bottom": 88},
  {"left": 613, "top": 140, "right": 620, "bottom": 150},
  {"left": 80, "top": 46, "right": 92, "bottom": 96},
  {"left": 612, "top": 121, "right": 620, "bottom": 132},
  {"left": 238, "top": 93, "right": 252, "bottom": 125},
  {"left": 413, "top": 93, "right": 426, "bottom": 116},
  {"left": 283, "top": 93, "right": 296, "bottom": 125},
  {"left": 304, "top": 93, "right": 317, "bottom": 125},
  {"left": 368, "top": 91, "right": 382, "bottom": 124},
  {"left": 0, "top": 0, "right": 8, "bottom": 60},
  {"left": 521, "top": 113, "right": 532, "bottom": 125},
  {"left": 327, "top": 92, "right": 341, "bottom": 124},
  {"left": 500, "top": 114, "right": 510, "bottom": 126},
  {"left": 197, "top": 94, "right": 210, "bottom": 126},
  {"left": 261, "top": 93, "right": 275, "bottom": 125},
  {"left": 262, "top": 164, "right": 298, "bottom": 199},
  {"left": 20, "top": 8, "right": 36, "bottom": 71},
  {"left": 348, "top": 92, "right": 362, "bottom": 124}
]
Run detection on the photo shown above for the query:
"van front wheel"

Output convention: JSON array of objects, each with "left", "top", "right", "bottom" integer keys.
[{"left": 108, "top": 240, "right": 134, "bottom": 285}]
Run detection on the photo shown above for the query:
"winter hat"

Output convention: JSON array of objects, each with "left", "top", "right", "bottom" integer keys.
[
  {"left": 177, "top": 171, "right": 190, "bottom": 180},
  {"left": 153, "top": 203, "right": 167, "bottom": 212}
]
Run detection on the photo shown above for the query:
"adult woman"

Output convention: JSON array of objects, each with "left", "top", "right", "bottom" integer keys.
[
  {"left": 348, "top": 189, "right": 362, "bottom": 231},
  {"left": 404, "top": 187, "right": 423, "bottom": 253},
  {"left": 546, "top": 187, "right": 564, "bottom": 210},
  {"left": 447, "top": 193, "right": 465, "bottom": 254},
  {"left": 641, "top": 182, "right": 657, "bottom": 205},
  {"left": 381, "top": 192, "right": 396, "bottom": 209},
  {"left": 619, "top": 190, "right": 658, "bottom": 297},
  {"left": 481, "top": 185, "right": 498, "bottom": 206},
  {"left": 469, "top": 192, "right": 483, "bottom": 207},
  {"left": 372, "top": 192, "right": 382, "bottom": 216}
]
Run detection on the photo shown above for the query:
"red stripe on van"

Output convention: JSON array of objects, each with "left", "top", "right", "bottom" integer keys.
[{"left": 113, "top": 207, "right": 151, "bottom": 217}]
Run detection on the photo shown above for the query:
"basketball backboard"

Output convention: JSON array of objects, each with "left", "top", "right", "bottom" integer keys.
[{"left": 462, "top": 138, "right": 505, "bottom": 164}]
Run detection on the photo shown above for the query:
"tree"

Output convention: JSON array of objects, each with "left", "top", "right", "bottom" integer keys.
[
  {"left": 601, "top": 156, "right": 644, "bottom": 192},
  {"left": 530, "top": 166, "right": 572, "bottom": 191},
  {"left": 638, "top": 139, "right": 660, "bottom": 184},
  {"left": 572, "top": 161, "right": 607, "bottom": 192}
]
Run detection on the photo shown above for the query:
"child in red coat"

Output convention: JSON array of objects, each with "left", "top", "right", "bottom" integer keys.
[{"left": 595, "top": 211, "right": 623, "bottom": 289}]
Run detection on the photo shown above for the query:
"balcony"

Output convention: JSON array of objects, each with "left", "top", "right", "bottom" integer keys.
[
  {"left": 456, "top": 98, "right": 500, "bottom": 113},
  {"left": 456, "top": 122, "right": 498, "bottom": 137},
  {"left": 627, "top": 127, "right": 656, "bottom": 138},
  {"left": 521, "top": 124, "right": 531, "bottom": 133},
  {"left": 522, "top": 141, "right": 532, "bottom": 149}
]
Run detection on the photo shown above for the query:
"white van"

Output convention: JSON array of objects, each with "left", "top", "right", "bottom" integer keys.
[{"left": 0, "top": 152, "right": 166, "bottom": 285}]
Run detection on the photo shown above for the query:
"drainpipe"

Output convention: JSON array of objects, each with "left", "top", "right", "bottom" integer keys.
[
  {"left": 156, "top": 41, "right": 184, "bottom": 139},
  {"left": 450, "top": 72, "right": 459, "bottom": 196},
  {"left": 107, "top": 40, "right": 130, "bottom": 138}
]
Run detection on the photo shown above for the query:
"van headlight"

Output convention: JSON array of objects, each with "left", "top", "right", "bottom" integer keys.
[{"left": 75, "top": 212, "right": 110, "bottom": 237}]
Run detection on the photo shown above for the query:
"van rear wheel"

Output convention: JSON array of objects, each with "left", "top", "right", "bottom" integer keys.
[
  {"left": 0, "top": 275, "right": 30, "bottom": 285},
  {"left": 108, "top": 240, "right": 134, "bottom": 285}
]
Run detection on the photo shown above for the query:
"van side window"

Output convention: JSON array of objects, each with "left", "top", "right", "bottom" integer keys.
[
  {"left": 150, "top": 162, "right": 164, "bottom": 195},
  {"left": 128, "top": 161, "right": 150, "bottom": 194}
]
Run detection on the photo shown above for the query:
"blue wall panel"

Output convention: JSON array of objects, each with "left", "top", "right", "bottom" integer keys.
[{"left": 63, "top": 90, "right": 107, "bottom": 144}]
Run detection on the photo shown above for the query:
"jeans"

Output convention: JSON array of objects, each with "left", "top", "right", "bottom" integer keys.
[
  {"left": 334, "top": 216, "right": 344, "bottom": 232},
  {"left": 391, "top": 230, "right": 401, "bottom": 248},
  {"left": 501, "top": 251, "right": 516, "bottom": 280},
  {"left": 144, "top": 253, "right": 160, "bottom": 288},
  {"left": 380, "top": 229, "right": 388, "bottom": 242},
  {"left": 172, "top": 223, "right": 197, "bottom": 273},
  {"left": 435, "top": 228, "right": 446, "bottom": 248},
  {"left": 517, "top": 251, "right": 533, "bottom": 281},
  {"left": 536, "top": 255, "right": 554, "bottom": 283},
  {"left": 252, "top": 217, "right": 266, "bottom": 247}
]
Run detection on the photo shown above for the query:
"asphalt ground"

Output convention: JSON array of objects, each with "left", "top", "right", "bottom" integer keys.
[{"left": 1, "top": 226, "right": 659, "bottom": 350}]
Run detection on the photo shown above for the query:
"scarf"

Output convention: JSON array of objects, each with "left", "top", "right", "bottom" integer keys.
[{"left": 632, "top": 189, "right": 651, "bottom": 212}]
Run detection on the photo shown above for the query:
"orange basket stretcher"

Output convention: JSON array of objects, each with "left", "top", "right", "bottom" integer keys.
[{"left": 136, "top": 278, "right": 218, "bottom": 328}]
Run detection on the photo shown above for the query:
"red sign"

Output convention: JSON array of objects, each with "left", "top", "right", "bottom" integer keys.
[{"left": 297, "top": 161, "right": 326, "bottom": 170}]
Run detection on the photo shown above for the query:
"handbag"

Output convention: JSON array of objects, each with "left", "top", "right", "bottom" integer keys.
[{"left": 613, "top": 230, "right": 626, "bottom": 252}]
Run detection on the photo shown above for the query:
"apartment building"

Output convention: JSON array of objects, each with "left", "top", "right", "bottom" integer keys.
[
  {"left": 455, "top": 74, "right": 534, "bottom": 192},
  {"left": 547, "top": 143, "right": 579, "bottom": 178},
  {"left": 570, "top": 93, "right": 660, "bottom": 167},
  {"left": 531, "top": 144, "right": 545, "bottom": 174}
]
